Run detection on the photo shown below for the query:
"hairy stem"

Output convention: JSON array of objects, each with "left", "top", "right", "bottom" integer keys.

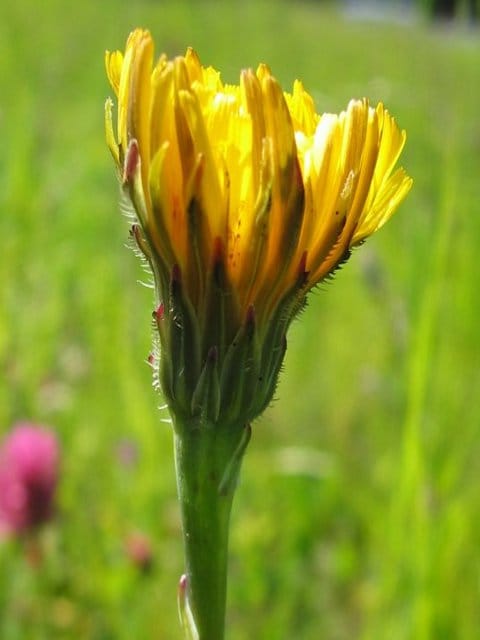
[{"left": 174, "top": 418, "right": 250, "bottom": 640}]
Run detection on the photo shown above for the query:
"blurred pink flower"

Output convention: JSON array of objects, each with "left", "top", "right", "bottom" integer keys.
[
  {"left": 0, "top": 423, "right": 60, "bottom": 536},
  {"left": 125, "top": 530, "right": 154, "bottom": 572}
]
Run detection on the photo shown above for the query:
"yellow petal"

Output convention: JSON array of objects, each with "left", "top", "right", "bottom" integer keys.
[
  {"left": 105, "top": 29, "right": 412, "bottom": 320},
  {"left": 104, "top": 97, "right": 120, "bottom": 166},
  {"left": 105, "top": 50, "right": 123, "bottom": 96}
]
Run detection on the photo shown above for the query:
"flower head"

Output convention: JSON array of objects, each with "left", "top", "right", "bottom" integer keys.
[
  {"left": 105, "top": 29, "right": 412, "bottom": 426},
  {"left": 0, "top": 423, "right": 60, "bottom": 536}
]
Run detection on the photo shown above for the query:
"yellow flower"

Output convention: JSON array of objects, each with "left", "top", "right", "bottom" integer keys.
[{"left": 105, "top": 29, "right": 412, "bottom": 424}]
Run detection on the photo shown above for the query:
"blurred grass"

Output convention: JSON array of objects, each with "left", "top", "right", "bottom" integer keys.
[{"left": 1, "top": 0, "right": 479, "bottom": 638}]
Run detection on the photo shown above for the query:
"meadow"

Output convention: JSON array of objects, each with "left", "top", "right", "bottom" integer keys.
[{"left": 1, "top": 1, "right": 479, "bottom": 638}]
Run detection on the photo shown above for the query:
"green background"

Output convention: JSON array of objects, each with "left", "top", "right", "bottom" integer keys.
[{"left": 1, "top": 1, "right": 479, "bottom": 638}]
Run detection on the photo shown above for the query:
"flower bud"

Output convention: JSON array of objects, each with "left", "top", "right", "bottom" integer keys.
[{"left": 105, "top": 30, "right": 412, "bottom": 428}]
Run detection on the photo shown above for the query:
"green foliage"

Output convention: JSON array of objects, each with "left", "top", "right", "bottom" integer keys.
[{"left": 1, "top": 1, "right": 479, "bottom": 638}]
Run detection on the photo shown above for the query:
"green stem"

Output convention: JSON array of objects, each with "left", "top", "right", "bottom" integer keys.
[{"left": 174, "top": 418, "right": 250, "bottom": 640}]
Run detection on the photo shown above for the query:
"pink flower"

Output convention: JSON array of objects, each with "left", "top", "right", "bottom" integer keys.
[
  {"left": 0, "top": 423, "right": 60, "bottom": 536},
  {"left": 125, "top": 531, "right": 154, "bottom": 572}
]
